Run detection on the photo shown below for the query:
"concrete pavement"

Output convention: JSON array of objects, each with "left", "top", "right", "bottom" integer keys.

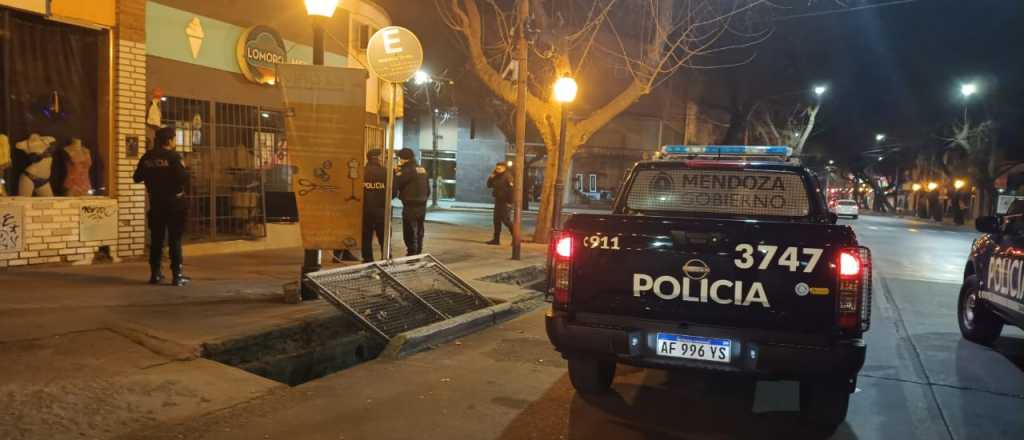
[
  {"left": 0, "top": 221, "right": 547, "bottom": 440},
  {"left": 111, "top": 214, "right": 1024, "bottom": 440}
]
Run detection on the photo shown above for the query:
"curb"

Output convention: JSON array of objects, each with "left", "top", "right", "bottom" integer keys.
[{"left": 380, "top": 290, "right": 544, "bottom": 359}]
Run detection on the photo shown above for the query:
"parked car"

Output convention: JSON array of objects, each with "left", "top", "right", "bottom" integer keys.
[
  {"left": 835, "top": 199, "right": 859, "bottom": 219},
  {"left": 957, "top": 200, "right": 1024, "bottom": 345},
  {"left": 546, "top": 146, "right": 872, "bottom": 434}
]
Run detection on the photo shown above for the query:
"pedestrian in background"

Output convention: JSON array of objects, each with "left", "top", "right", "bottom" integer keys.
[
  {"left": 134, "top": 126, "right": 190, "bottom": 286},
  {"left": 361, "top": 149, "right": 387, "bottom": 262},
  {"left": 394, "top": 148, "right": 429, "bottom": 256},
  {"left": 486, "top": 162, "right": 514, "bottom": 245}
]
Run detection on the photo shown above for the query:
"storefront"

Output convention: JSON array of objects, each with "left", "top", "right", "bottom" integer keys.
[
  {"left": 1, "top": 0, "right": 393, "bottom": 268},
  {"left": 0, "top": 0, "right": 138, "bottom": 268},
  {"left": 144, "top": 0, "right": 391, "bottom": 249}
]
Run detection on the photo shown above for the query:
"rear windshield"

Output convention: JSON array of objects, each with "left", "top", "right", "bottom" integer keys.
[
  {"left": 625, "top": 168, "right": 811, "bottom": 218},
  {"left": 838, "top": 200, "right": 857, "bottom": 206}
]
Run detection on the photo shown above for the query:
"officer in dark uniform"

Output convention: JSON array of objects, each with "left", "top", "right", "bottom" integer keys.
[
  {"left": 394, "top": 148, "right": 429, "bottom": 256},
  {"left": 486, "top": 162, "right": 514, "bottom": 245},
  {"left": 361, "top": 149, "right": 387, "bottom": 262},
  {"left": 133, "top": 126, "right": 190, "bottom": 286}
]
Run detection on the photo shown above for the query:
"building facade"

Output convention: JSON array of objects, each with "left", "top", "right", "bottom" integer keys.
[{"left": 0, "top": 0, "right": 393, "bottom": 268}]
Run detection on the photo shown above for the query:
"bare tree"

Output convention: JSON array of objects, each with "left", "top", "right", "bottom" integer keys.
[
  {"left": 437, "top": 0, "right": 772, "bottom": 241},
  {"left": 746, "top": 101, "right": 821, "bottom": 155},
  {"left": 943, "top": 118, "right": 1012, "bottom": 217}
]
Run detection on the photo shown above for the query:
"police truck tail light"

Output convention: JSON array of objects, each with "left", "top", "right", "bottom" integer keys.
[
  {"left": 837, "top": 247, "right": 872, "bottom": 332},
  {"left": 550, "top": 232, "right": 573, "bottom": 307}
]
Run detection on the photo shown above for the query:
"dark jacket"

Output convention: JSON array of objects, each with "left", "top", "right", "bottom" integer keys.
[
  {"left": 133, "top": 147, "right": 188, "bottom": 212},
  {"left": 394, "top": 160, "right": 430, "bottom": 205},
  {"left": 363, "top": 159, "right": 387, "bottom": 214},
  {"left": 487, "top": 171, "right": 514, "bottom": 203}
]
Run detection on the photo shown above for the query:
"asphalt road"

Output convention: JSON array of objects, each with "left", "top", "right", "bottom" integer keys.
[{"left": 128, "top": 214, "right": 1024, "bottom": 440}]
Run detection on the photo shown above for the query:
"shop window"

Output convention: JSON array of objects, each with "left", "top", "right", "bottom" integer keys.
[
  {"left": 158, "top": 97, "right": 285, "bottom": 242},
  {"left": 1, "top": 9, "right": 105, "bottom": 197},
  {"left": 575, "top": 174, "right": 584, "bottom": 192},
  {"left": 421, "top": 150, "right": 457, "bottom": 200},
  {"left": 589, "top": 174, "right": 598, "bottom": 193}
]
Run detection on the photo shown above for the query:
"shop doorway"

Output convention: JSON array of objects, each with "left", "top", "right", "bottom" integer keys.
[
  {"left": 421, "top": 150, "right": 456, "bottom": 200},
  {"left": 160, "top": 97, "right": 283, "bottom": 242}
]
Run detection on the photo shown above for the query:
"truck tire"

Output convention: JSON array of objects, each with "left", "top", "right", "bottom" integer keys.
[
  {"left": 567, "top": 356, "right": 616, "bottom": 394},
  {"left": 800, "top": 377, "right": 851, "bottom": 434},
  {"left": 958, "top": 275, "right": 1004, "bottom": 345}
]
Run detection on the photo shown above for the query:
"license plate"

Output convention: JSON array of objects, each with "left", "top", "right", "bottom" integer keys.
[{"left": 656, "top": 333, "right": 731, "bottom": 363}]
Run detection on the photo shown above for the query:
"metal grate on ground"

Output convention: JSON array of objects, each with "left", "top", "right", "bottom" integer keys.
[{"left": 304, "top": 255, "right": 494, "bottom": 340}]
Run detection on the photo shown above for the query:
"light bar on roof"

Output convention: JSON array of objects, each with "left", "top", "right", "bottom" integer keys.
[{"left": 661, "top": 145, "right": 793, "bottom": 158}]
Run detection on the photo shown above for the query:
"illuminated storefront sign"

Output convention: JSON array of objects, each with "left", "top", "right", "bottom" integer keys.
[{"left": 236, "top": 25, "right": 288, "bottom": 85}]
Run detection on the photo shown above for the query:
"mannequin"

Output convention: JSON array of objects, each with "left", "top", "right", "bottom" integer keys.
[
  {"left": 63, "top": 139, "right": 93, "bottom": 196},
  {"left": 0, "top": 134, "right": 10, "bottom": 196},
  {"left": 16, "top": 134, "right": 57, "bottom": 197}
]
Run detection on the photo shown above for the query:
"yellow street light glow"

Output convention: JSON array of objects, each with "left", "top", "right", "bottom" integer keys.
[
  {"left": 911, "top": 183, "right": 922, "bottom": 192},
  {"left": 927, "top": 182, "right": 939, "bottom": 191},
  {"left": 954, "top": 179, "right": 966, "bottom": 190},
  {"left": 554, "top": 77, "right": 578, "bottom": 103},
  {"left": 305, "top": 0, "right": 339, "bottom": 17}
]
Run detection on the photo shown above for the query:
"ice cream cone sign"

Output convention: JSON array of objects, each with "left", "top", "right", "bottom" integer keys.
[{"left": 186, "top": 17, "right": 204, "bottom": 59}]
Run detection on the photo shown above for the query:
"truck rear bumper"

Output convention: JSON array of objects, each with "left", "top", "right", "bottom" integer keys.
[{"left": 545, "top": 310, "right": 865, "bottom": 380}]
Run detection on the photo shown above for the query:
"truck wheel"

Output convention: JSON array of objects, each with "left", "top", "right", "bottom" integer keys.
[
  {"left": 567, "top": 356, "right": 616, "bottom": 394},
  {"left": 958, "top": 275, "right": 1003, "bottom": 345},
  {"left": 799, "top": 377, "right": 851, "bottom": 434}
]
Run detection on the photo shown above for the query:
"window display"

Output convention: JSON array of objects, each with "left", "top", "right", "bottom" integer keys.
[
  {"left": 62, "top": 138, "right": 93, "bottom": 196},
  {"left": 0, "top": 135, "right": 10, "bottom": 196},
  {"left": 15, "top": 134, "right": 56, "bottom": 197}
]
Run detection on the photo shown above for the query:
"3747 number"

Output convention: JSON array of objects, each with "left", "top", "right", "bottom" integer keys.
[{"left": 734, "top": 244, "right": 823, "bottom": 273}]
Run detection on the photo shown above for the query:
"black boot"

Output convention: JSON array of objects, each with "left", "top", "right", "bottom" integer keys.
[
  {"left": 148, "top": 268, "right": 164, "bottom": 285},
  {"left": 171, "top": 266, "right": 191, "bottom": 287},
  {"left": 485, "top": 237, "right": 500, "bottom": 245}
]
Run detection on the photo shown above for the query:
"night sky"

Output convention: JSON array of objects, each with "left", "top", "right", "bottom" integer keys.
[{"left": 381, "top": 0, "right": 1024, "bottom": 160}]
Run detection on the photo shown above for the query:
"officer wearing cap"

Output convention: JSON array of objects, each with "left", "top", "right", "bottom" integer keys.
[
  {"left": 394, "top": 148, "right": 430, "bottom": 256},
  {"left": 133, "top": 126, "right": 190, "bottom": 286},
  {"left": 361, "top": 149, "right": 387, "bottom": 261}
]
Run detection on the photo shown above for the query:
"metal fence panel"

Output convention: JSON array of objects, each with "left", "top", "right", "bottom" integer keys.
[{"left": 304, "top": 255, "right": 494, "bottom": 340}]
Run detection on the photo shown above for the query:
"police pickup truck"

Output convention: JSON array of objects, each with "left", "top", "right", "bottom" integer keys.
[
  {"left": 546, "top": 146, "right": 872, "bottom": 431},
  {"left": 958, "top": 200, "right": 1024, "bottom": 345}
]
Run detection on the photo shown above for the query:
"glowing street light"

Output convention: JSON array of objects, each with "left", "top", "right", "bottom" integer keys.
[
  {"left": 912, "top": 183, "right": 922, "bottom": 192},
  {"left": 305, "top": 0, "right": 339, "bottom": 17},
  {"left": 413, "top": 70, "right": 431, "bottom": 85},
  {"left": 961, "top": 83, "right": 978, "bottom": 98},
  {"left": 551, "top": 76, "right": 578, "bottom": 231},
  {"left": 875, "top": 133, "right": 886, "bottom": 143},
  {"left": 927, "top": 182, "right": 939, "bottom": 192},
  {"left": 813, "top": 85, "right": 828, "bottom": 97},
  {"left": 554, "top": 77, "right": 578, "bottom": 103},
  {"left": 954, "top": 179, "right": 966, "bottom": 190}
]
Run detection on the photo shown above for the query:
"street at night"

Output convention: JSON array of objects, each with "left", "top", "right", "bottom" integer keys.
[{"left": 3, "top": 0, "right": 1024, "bottom": 439}]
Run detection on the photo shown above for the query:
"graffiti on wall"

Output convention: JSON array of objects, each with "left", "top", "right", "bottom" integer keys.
[
  {"left": 80, "top": 205, "right": 118, "bottom": 242},
  {"left": 0, "top": 205, "right": 24, "bottom": 252}
]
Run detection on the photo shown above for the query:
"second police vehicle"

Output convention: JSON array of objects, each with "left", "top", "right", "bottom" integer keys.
[
  {"left": 958, "top": 199, "right": 1024, "bottom": 345},
  {"left": 546, "top": 145, "right": 872, "bottom": 433}
]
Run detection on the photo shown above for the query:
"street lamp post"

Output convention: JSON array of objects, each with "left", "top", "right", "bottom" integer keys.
[
  {"left": 551, "top": 76, "right": 577, "bottom": 232},
  {"left": 299, "top": 0, "right": 339, "bottom": 301},
  {"left": 414, "top": 71, "right": 440, "bottom": 209}
]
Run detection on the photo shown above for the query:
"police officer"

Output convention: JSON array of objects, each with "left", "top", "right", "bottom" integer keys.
[
  {"left": 361, "top": 149, "right": 387, "bottom": 261},
  {"left": 133, "top": 126, "right": 190, "bottom": 286},
  {"left": 394, "top": 148, "right": 429, "bottom": 256},
  {"left": 486, "top": 162, "right": 514, "bottom": 245}
]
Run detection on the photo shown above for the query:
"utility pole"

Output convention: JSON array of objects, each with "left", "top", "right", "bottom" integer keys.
[
  {"left": 426, "top": 84, "right": 439, "bottom": 208},
  {"left": 511, "top": 0, "right": 529, "bottom": 260}
]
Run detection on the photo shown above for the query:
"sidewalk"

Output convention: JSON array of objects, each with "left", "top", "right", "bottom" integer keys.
[{"left": 0, "top": 222, "right": 547, "bottom": 440}]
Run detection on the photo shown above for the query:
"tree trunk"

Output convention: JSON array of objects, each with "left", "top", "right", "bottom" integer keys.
[{"left": 533, "top": 142, "right": 579, "bottom": 243}]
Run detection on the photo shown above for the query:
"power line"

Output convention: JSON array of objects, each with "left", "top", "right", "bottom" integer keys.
[{"left": 773, "top": 0, "right": 921, "bottom": 21}]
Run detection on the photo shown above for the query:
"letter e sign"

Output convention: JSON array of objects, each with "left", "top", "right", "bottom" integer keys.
[{"left": 367, "top": 26, "right": 423, "bottom": 83}]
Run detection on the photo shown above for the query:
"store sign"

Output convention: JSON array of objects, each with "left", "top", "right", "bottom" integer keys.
[
  {"left": 0, "top": 204, "right": 24, "bottom": 253},
  {"left": 236, "top": 26, "right": 288, "bottom": 85},
  {"left": 278, "top": 64, "right": 366, "bottom": 250}
]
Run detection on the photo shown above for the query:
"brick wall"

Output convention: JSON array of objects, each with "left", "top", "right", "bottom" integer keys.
[
  {"left": 0, "top": 198, "right": 119, "bottom": 268},
  {"left": 114, "top": 0, "right": 148, "bottom": 259}
]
